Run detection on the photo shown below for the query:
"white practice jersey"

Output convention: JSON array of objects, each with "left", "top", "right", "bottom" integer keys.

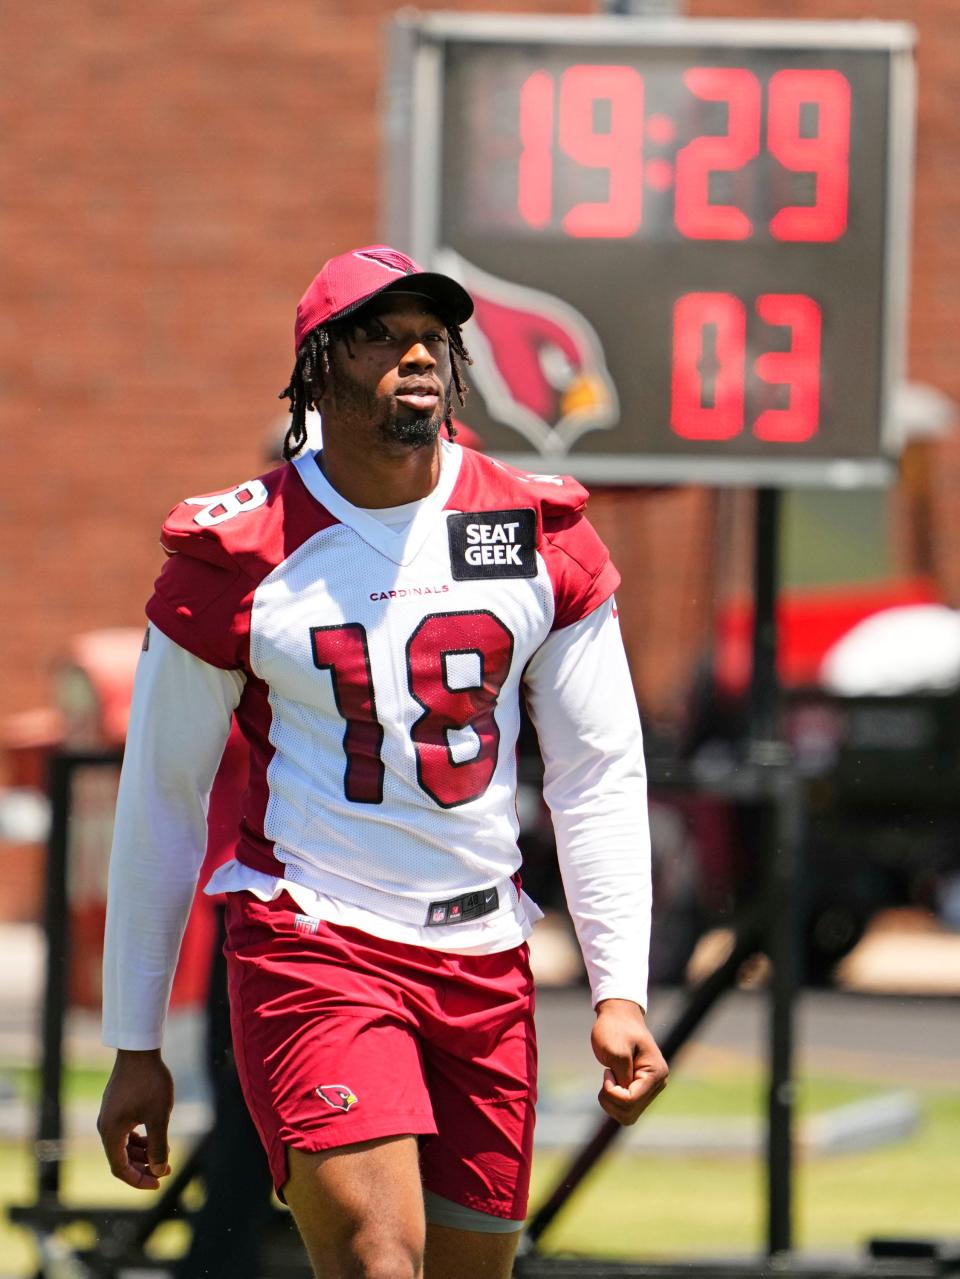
[{"left": 103, "top": 442, "right": 652, "bottom": 1048}]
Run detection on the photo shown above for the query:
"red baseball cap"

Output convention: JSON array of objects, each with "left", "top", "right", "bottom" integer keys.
[{"left": 294, "top": 245, "right": 474, "bottom": 354}]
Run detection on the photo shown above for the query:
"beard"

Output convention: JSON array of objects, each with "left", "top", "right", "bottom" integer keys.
[
  {"left": 328, "top": 366, "right": 452, "bottom": 450},
  {"left": 378, "top": 403, "right": 444, "bottom": 448}
]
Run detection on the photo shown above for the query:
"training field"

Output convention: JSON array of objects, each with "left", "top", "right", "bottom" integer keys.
[{"left": 1, "top": 1033, "right": 958, "bottom": 1275}]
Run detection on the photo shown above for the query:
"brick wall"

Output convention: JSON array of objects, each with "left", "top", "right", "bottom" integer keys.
[{"left": 1, "top": 0, "right": 958, "bottom": 736}]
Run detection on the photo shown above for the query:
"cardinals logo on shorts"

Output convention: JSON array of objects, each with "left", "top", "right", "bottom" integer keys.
[{"left": 316, "top": 1083, "right": 359, "bottom": 1113}]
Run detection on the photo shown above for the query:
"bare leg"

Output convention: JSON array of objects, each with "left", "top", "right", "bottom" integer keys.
[
  {"left": 284, "top": 1135, "right": 425, "bottom": 1279},
  {"left": 424, "top": 1222, "right": 521, "bottom": 1279}
]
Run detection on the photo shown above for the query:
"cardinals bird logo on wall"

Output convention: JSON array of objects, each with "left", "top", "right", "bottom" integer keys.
[{"left": 434, "top": 249, "right": 619, "bottom": 457}]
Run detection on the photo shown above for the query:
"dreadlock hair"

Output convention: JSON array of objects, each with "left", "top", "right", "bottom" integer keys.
[{"left": 277, "top": 313, "right": 473, "bottom": 461}]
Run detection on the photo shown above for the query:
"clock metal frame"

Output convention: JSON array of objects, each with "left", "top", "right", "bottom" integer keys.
[{"left": 383, "top": 14, "right": 916, "bottom": 489}]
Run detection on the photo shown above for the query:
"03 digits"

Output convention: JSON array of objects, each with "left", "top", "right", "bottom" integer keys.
[{"left": 671, "top": 291, "right": 822, "bottom": 443}]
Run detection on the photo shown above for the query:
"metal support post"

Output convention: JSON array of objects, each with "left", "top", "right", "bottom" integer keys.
[
  {"left": 36, "top": 753, "right": 72, "bottom": 1201},
  {"left": 766, "top": 772, "right": 803, "bottom": 1258},
  {"left": 747, "top": 487, "right": 797, "bottom": 1258}
]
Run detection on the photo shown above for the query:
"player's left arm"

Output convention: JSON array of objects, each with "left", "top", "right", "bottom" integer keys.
[{"left": 524, "top": 596, "right": 667, "bottom": 1123}]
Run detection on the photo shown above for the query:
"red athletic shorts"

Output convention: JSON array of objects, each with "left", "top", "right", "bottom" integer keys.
[{"left": 224, "top": 891, "right": 538, "bottom": 1220}]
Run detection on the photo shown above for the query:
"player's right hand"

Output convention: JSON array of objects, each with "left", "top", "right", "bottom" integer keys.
[{"left": 97, "top": 1049, "right": 174, "bottom": 1190}]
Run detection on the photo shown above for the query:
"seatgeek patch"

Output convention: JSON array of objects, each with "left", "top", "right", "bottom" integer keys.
[{"left": 447, "top": 508, "right": 537, "bottom": 580}]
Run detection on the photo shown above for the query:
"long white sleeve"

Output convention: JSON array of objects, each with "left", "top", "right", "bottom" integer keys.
[
  {"left": 101, "top": 627, "right": 244, "bottom": 1049},
  {"left": 523, "top": 598, "right": 651, "bottom": 1009}
]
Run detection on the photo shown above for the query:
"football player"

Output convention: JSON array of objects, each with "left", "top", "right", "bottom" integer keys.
[{"left": 98, "top": 245, "right": 667, "bottom": 1279}]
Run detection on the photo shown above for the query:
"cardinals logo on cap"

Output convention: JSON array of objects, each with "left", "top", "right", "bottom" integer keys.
[
  {"left": 353, "top": 248, "right": 415, "bottom": 276},
  {"left": 316, "top": 1084, "right": 359, "bottom": 1113},
  {"left": 434, "top": 250, "right": 619, "bottom": 457}
]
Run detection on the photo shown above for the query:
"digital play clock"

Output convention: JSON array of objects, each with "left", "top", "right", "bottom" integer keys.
[{"left": 385, "top": 15, "right": 915, "bottom": 486}]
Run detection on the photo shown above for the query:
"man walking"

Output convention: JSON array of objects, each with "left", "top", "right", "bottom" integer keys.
[{"left": 98, "top": 245, "right": 666, "bottom": 1279}]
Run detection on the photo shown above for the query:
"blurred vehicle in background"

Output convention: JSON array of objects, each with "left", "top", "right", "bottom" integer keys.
[
  {"left": 662, "top": 580, "right": 960, "bottom": 985},
  {"left": 787, "top": 600, "right": 960, "bottom": 981}
]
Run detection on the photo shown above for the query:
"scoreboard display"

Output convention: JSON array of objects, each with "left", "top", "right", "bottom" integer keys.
[{"left": 384, "top": 15, "right": 915, "bottom": 486}]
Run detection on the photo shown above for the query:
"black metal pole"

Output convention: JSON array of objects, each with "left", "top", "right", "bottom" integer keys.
[
  {"left": 36, "top": 753, "right": 72, "bottom": 1201},
  {"left": 748, "top": 489, "right": 782, "bottom": 752},
  {"left": 766, "top": 772, "right": 802, "bottom": 1258},
  {"left": 746, "top": 487, "right": 796, "bottom": 1258}
]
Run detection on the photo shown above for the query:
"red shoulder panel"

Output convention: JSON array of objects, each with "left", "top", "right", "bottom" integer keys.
[
  {"left": 449, "top": 447, "right": 591, "bottom": 522},
  {"left": 158, "top": 463, "right": 337, "bottom": 576},
  {"left": 448, "top": 448, "right": 619, "bottom": 629},
  {"left": 147, "top": 461, "right": 337, "bottom": 670},
  {"left": 542, "top": 514, "right": 620, "bottom": 630}
]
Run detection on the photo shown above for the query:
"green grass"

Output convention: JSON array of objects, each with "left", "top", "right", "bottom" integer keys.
[
  {"left": 596, "top": 1069, "right": 888, "bottom": 1119},
  {"left": 1, "top": 1062, "right": 110, "bottom": 1106},
  {"left": 0, "top": 1060, "right": 192, "bottom": 1274},
  {"left": 1, "top": 1064, "right": 957, "bottom": 1274},
  {"left": 530, "top": 1079, "right": 960, "bottom": 1259},
  {"left": 1, "top": 1139, "right": 192, "bottom": 1276}
]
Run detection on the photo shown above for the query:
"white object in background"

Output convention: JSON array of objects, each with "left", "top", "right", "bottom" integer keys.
[
  {"left": 889, "top": 380, "right": 958, "bottom": 448},
  {"left": 267, "top": 407, "right": 323, "bottom": 460},
  {"left": 819, "top": 604, "right": 960, "bottom": 695},
  {"left": 0, "top": 788, "right": 51, "bottom": 842}
]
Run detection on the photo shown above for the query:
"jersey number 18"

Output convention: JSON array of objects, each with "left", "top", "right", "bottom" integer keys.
[{"left": 310, "top": 610, "right": 514, "bottom": 809}]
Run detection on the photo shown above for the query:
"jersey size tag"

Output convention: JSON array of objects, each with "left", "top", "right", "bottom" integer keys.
[
  {"left": 447, "top": 509, "right": 537, "bottom": 580},
  {"left": 426, "top": 886, "right": 499, "bottom": 926}
]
